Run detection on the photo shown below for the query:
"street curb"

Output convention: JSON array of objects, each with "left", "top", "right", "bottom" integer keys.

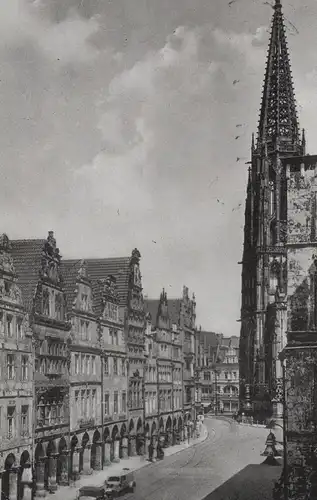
[{"left": 133, "top": 424, "right": 209, "bottom": 472}]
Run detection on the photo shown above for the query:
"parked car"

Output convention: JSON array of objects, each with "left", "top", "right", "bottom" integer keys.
[
  {"left": 77, "top": 485, "right": 106, "bottom": 500},
  {"left": 104, "top": 468, "right": 136, "bottom": 498}
]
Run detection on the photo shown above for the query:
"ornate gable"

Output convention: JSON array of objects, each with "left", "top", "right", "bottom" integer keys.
[
  {"left": 40, "top": 231, "right": 63, "bottom": 286},
  {"left": 0, "top": 234, "right": 23, "bottom": 306},
  {"left": 156, "top": 289, "right": 170, "bottom": 330},
  {"left": 98, "top": 275, "right": 119, "bottom": 322},
  {"left": 33, "top": 232, "right": 68, "bottom": 323},
  {"left": 72, "top": 260, "right": 93, "bottom": 313},
  {"left": 181, "top": 285, "right": 196, "bottom": 330}
]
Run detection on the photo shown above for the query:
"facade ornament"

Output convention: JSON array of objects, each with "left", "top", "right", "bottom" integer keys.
[{"left": 77, "top": 259, "right": 88, "bottom": 280}]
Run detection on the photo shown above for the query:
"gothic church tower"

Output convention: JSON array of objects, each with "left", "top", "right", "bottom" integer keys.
[{"left": 239, "top": 0, "right": 305, "bottom": 420}]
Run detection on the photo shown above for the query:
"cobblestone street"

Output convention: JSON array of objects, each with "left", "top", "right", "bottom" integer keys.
[{"left": 52, "top": 417, "right": 281, "bottom": 500}]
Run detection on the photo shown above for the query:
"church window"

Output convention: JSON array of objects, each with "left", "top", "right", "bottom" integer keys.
[
  {"left": 270, "top": 259, "right": 280, "bottom": 292},
  {"left": 269, "top": 181, "right": 275, "bottom": 216}
]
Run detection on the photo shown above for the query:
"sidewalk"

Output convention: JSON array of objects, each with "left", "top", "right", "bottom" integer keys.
[{"left": 49, "top": 425, "right": 208, "bottom": 500}]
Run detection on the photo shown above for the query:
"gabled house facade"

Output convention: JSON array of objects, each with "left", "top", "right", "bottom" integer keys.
[
  {"left": 11, "top": 232, "right": 72, "bottom": 498},
  {"left": 61, "top": 259, "right": 101, "bottom": 478},
  {"left": 0, "top": 234, "right": 33, "bottom": 500}
]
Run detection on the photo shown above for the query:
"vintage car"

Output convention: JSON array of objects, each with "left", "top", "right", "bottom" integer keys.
[
  {"left": 77, "top": 485, "right": 106, "bottom": 500},
  {"left": 104, "top": 468, "right": 136, "bottom": 498}
]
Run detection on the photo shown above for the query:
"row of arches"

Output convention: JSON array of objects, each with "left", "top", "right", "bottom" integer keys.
[{"left": 1, "top": 414, "right": 189, "bottom": 500}]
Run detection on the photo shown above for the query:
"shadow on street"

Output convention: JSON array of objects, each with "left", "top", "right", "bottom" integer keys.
[{"left": 202, "top": 462, "right": 282, "bottom": 500}]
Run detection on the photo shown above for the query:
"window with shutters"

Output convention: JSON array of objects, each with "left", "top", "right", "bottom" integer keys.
[
  {"left": 6, "top": 315, "right": 13, "bottom": 337},
  {"left": 7, "top": 354, "right": 15, "bottom": 379},
  {"left": 7, "top": 406, "right": 15, "bottom": 439},
  {"left": 104, "top": 393, "right": 109, "bottom": 415},
  {"left": 121, "top": 392, "right": 126, "bottom": 413},
  {"left": 21, "top": 406, "right": 29, "bottom": 436},
  {"left": 21, "top": 356, "right": 28, "bottom": 381},
  {"left": 114, "top": 392, "right": 118, "bottom": 414}
]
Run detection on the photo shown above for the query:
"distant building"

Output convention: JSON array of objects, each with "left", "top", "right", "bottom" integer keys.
[
  {"left": 144, "top": 290, "right": 184, "bottom": 459},
  {"left": 198, "top": 332, "right": 239, "bottom": 415}
]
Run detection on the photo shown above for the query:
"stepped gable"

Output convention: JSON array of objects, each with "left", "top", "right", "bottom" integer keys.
[{"left": 61, "top": 259, "right": 92, "bottom": 315}]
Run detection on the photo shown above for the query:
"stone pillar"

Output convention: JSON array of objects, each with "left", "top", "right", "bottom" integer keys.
[
  {"left": 145, "top": 437, "right": 151, "bottom": 460},
  {"left": 47, "top": 455, "right": 57, "bottom": 492},
  {"left": 113, "top": 439, "right": 120, "bottom": 463},
  {"left": 9, "top": 468, "right": 18, "bottom": 500},
  {"left": 129, "top": 435, "right": 137, "bottom": 457},
  {"left": 104, "top": 441, "right": 111, "bottom": 466},
  {"left": 59, "top": 452, "right": 70, "bottom": 486},
  {"left": 82, "top": 446, "right": 92, "bottom": 475},
  {"left": 72, "top": 448, "right": 81, "bottom": 480},
  {"left": 94, "top": 443, "right": 102, "bottom": 471},
  {"left": 35, "top": 458, "right": 46, "bottom": 498},
  {"left": 20, "top": 466, "right": 33, "bottom": 500},
  {"left": 151, "top": 437, "right": 157, "bottom": 462},
  {"left": 167, "top": 431, "right": 172, "bottom": 447},
  {"left": 121, "top": 437, "right": 128, "bottom": 460},
  {"left": 0, "top": 473, "right": 2, "bottom": 500}
]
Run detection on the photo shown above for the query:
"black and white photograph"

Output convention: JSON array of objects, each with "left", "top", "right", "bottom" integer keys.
[{"left": 0, "top": 0, "right": 316, "bottom": 499}]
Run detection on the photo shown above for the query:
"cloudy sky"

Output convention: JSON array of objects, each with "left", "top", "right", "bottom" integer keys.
[{"left": 1, "top": 0, "right": 316, "bottom": 335}]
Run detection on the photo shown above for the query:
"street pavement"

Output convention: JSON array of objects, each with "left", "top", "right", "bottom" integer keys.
[
  {"left": 52, "top": 417, "right": 281, "bottom": 500},
  {"left": 124, "top": 416, "right": 282, "bottom": 500}
]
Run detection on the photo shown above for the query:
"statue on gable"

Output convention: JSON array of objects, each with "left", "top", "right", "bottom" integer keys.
[
  {"left": 133, "top": 264, "right": 142, "bottom": 288},
  {"left": 45, "top": 231, "right": 56, "bottom": 256},
  {"left": 77, "top": 259, "right": 88, "bottom": 280},
  {"left": 10, "top": 283, "right": 22, "bottom": 304}
]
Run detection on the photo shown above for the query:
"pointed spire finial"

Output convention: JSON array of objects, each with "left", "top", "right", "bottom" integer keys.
[{"left": 256, "top": 0, "right": 300, "bottom": 153}]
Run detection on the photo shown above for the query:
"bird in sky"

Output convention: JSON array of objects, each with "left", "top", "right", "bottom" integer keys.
[
  {"left": 152, "top": 240, "right": 157, "bottom": 244},
  {"left": 117, "top": 209, "right": 120, "bottom": 215},
  {"left": 216, "top": 199, "right": 225, "bottom": 206},
  {"left": 236, "top": 124, "right": 244, "bottom": 128},
  {"left": 235, "top": 135, "right": 240, "bottom": 140},
  {"left": 232, "top": 203, "right": 242, "bottom": 212},
  {"left": 208, "top": 176, "right": 219, "bottom": 187},
  {"left": 228, "top": 0, "right": 236, "bottom": 5},
  {"left": 233, "top": 79, "right": 240, "bottom": 85}
]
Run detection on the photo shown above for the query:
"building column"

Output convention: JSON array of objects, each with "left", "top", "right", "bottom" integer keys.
[
  {"left": 129, "top": 435, "right": 137, "bottom": 457},
  {"left": 72, "top": 448, "right": 81, "bottom": 480},
  {"left": 104, "top": 441, "right": 111, "bottom": 466},
  {"left": 121, "top": 437, "right": 128, "bottom": 460},
  {"left": 20, "top": 466, "right": 33, "bottom": 500},
  {"left": 113, "top": 438, "right": 120, "bottom": 463},
  {"left": 151, "top": 437, "right": 157, "bottom": 462},
  {"left": 0, "top": 473, "right": 2, "bottom": 500},
  {"left": 59, "top": 452, "right": 70, "bottom": 486},
  {"left": 47, "top": 455, "right": 58, "bottom": 492},
  {"left": 35, "top": 458, "right": 47, "bottom": 499},
  {"left": 8, "top": 468, "right": 18, "bottom": 500},
  {"left": 145, "top": 436, "right": 151, "bottom": 460},
  {"left": 94, "top": 443, "right": 102, "bottom": 471},
  {"left": 82, "top": 446, "right": 92, "bottom": 475}
]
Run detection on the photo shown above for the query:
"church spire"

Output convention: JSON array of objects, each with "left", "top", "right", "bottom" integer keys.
[{"left": 256, "top": 0, "right": 300, "bottom": 154}]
